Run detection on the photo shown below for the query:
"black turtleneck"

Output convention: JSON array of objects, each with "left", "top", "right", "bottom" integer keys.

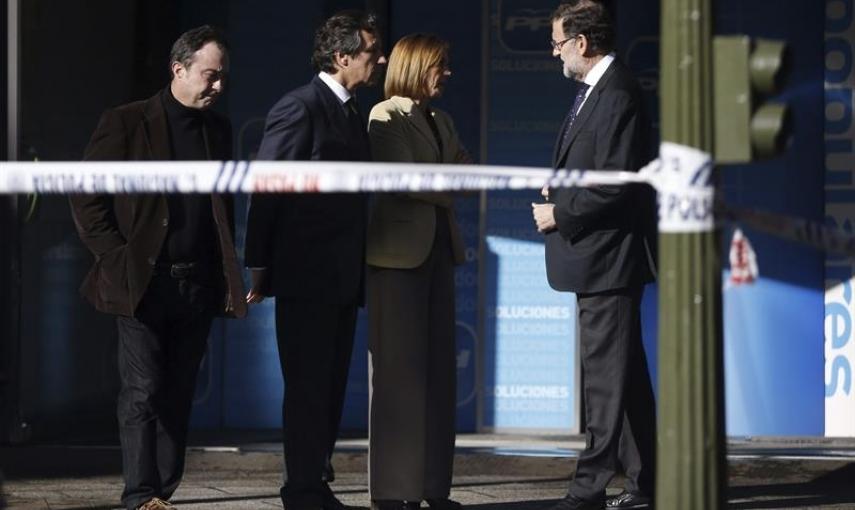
[{"left": 160, "top": 87, "right": 217, "bottom": 265}]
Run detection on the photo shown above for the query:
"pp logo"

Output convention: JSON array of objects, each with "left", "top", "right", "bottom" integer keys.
[{"left": 497, "top": 0, "right": 554, "bottom": 53}]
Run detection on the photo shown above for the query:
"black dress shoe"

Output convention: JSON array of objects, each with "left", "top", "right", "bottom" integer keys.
[
  {"left": 605, "top": 491, "right": 650, "bottom": 509},
  {"left": 543, "top": 494, "right": 602, "bottom": 510},
  {"left": 426, "top": 498, "right": 462, "bottom": 510},
  {"left": 371, "top": 500, "right": 420, "bottom": 510},
  {"left": 322, "top": 484, "right": 360, "bottom": 510}
]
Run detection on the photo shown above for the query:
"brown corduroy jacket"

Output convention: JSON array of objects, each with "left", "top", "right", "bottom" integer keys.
[{"left": 69, "top": 91, "right": 247, "bottom": 319}]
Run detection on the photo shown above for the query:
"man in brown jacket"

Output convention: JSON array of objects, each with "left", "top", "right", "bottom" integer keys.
[{"left": 70, "top": 26, "right": 245, "bottom": 510}]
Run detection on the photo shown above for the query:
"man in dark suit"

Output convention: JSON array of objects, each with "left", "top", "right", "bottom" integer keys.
[
  {"left": 70, "top": 26, "right": 246, "bottom": 510},
  {"left": 532, "top": 2, "right": 658, "bottom": 509},
  {"left": 243, "top": 10, "right": 386, "bottom": 510}
]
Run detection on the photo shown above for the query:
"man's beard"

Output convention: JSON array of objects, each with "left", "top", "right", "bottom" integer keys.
[
  {"left": 563, "top": 64, "right": 579, "bottom": 80},
  {"left": 562, "top": 60, "right": 583, "bottom": 81},
  {"left": 563, "top": 64, "right": 573, "bottom": 79}
]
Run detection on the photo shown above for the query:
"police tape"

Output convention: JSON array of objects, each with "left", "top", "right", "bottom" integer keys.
[
  {"left": 723, "top": 206, "right": 855, "bottom": 257},
  {"left": 0, "top": 142, "right": 715, "bottom": 236},
  {"left": 2, "top": 151, "right": 851, "bottom": 254},
  {"left": 0, "top": 160, "right": 651, "bottom": 195}
]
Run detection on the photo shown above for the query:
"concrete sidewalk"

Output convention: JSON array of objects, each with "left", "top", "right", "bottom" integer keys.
[{"left": 3, "top": 435, "right": 855, "bottom": 509}]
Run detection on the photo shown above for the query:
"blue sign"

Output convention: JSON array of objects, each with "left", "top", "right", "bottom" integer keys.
[
  {"left": 481, "top": 0, "right": 580, "bottom": 431},
  {"left": 481, "top": 192, "right": 577, "bottom": 430}
]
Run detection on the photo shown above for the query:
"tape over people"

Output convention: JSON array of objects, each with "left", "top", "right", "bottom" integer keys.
[{"left": 45, "top": 2, "right": 678, "bottom": 510}]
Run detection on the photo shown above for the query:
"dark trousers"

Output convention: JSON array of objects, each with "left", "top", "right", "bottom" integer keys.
[
  {"left": 367, "top": 217, "right": 457, "bottom": 501},
  {"left": 569, "top": 286, "right": 656, "bottom": 503},
  {"left": 115, "top": 274, "right": 215, "bottom": 510},
  {"left": 276, "top": 299, "right": 357, "bottom": 509}
]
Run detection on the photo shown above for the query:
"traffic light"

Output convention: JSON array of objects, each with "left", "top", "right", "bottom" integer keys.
[{"left": 713, "top": 36, "right": 790, "bottom": 163}]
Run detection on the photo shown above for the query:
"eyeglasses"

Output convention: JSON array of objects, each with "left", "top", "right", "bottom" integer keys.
[{"left": 550, "top": 36, "right": 578, "bottom": 51}]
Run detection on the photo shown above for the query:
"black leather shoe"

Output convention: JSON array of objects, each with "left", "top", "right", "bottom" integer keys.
[
  {"left": 371, "top": 500, "right": 420, "bottom": 510},
  {"left": 322, "top": 484, "right": 360, "bottom": 510},
  {"left": 426, "top": 498, "right": 462, "bottom": 510},
  {"left": 543, "top": 494, "right": 602, "bottom": 510},
  {"left": 605, "top": 491, "right": 650, "bottom": 509}
]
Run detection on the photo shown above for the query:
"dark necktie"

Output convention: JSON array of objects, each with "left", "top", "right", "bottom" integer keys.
[
  {"left": 344, "top": 97, "right": 368, "bottom": 158},
  {"left": 560, "top": 82, "right": 590, "bottom": 149},
  {"left": 345, "top": 98, "right": 363, "bottom": 132}
]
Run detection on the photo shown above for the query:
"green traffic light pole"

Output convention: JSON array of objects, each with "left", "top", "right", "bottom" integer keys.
[{"left": 657, "top": 0, "right": 727, "bottom": 508}]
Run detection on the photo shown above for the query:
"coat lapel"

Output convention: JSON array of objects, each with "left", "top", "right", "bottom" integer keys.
[
  {"left": 142, "top": 93, "right": 172, "bottom": 160},
  {"left": 554, "top": 62, "right": 620, "bottom": 168},
  {"left": 312, "top": 76, "right": 371, "bottom": 160},
  {"left": 390, "top": 96, "right": 441, "bottom": 159},
  {"left": 313, "top": 77, "right": 352, "bottom": 138},
  {"left": 552, "top": 106, "right": 575, "bottom": 168}
]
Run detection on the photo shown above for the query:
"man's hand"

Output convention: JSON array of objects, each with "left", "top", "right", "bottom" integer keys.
[
  {"left": 532, "top": 202, "right": 557, "bottom": 233},
  {"left": 224, "top": 292, "right": 234, "bottom": 314},
  {"left": 246, "top": 268, "right": 269, "bottom": 304},
  {"left": 541, "top": 185, "right": 550, "bottom": 201}
]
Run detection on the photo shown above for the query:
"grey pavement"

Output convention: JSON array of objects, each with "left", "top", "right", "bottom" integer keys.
[{"left": 3, "top": 435, "right": 855, "bottom": 509}]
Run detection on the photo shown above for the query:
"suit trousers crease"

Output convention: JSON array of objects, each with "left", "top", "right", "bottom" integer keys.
[
  {"left": 115, "top": 275, "right": 216, "bottom": 510},
  {"left": 569, "top": 286, "right": 656, "bottom": 503},
  {"left": 276, "top": 299, "right": 357, "bottom": 507},
  {"left": 368, "top": 216, "right": 457, "bottom": 501}
]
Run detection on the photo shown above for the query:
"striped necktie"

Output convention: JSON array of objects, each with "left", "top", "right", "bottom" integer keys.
[{"left": 561, "top": 82, "right": 590, "bottom": 148}]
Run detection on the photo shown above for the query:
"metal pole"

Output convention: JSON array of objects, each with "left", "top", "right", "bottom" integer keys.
[
  {"left": 657, "top": 0, "right": 726, "bottom": 508},
  {"left": 7, "top": 0, "right": 18, "bottom": 161},
  {"left": 3, "top": 0, "right": 23, "bottom": 445}
]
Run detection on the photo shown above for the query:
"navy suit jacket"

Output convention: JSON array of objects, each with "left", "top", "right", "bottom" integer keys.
[
  {"left": 245, "top": 76, "right": 370, "bottom": 305},
  {"left": 545, "top": 59, "right": 657, "bottom": 294}
]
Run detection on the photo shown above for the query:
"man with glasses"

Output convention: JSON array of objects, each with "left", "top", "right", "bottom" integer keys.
[
  {"left": 244, "top": 10, "right": 386, "bottom": 510},
  {"left": 532, "top": 1, "right": 658, "bottom": 509}
]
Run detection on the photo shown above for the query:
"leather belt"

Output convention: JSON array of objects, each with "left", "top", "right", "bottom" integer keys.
[{"left": 151, "top": 261, "right": 199, "bottom": 279}]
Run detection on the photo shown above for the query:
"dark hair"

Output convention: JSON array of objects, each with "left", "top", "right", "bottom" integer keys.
[
  {"left": 169, "top": 25, "right": 228, "bottom": 73},
  {"left": 312, "top": 10, "right": 379, "bottom": 73},
  {"left": 552, "top": 0, "right": 615, "bottom": 55}
]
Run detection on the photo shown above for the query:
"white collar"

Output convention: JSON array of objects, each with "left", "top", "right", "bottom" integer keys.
[
  {"left": 318, "top": 72, "right": 352, "bottom": 104},
  {"left": 583, "top": 53, "right": 615, "bottom": 89}
]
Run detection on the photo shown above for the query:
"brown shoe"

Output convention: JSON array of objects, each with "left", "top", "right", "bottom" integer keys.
[{"left": 137, "top": 497, "right": 176, "bottom": 510}]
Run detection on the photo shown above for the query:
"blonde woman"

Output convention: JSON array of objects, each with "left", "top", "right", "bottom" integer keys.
[{"left": 366, "top": 33, "right": 469, "bottom": 510}]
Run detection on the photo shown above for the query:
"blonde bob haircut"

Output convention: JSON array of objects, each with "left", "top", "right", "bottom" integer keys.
[{"left": 384, "top": 33, "right": 449, "bottom": 100}]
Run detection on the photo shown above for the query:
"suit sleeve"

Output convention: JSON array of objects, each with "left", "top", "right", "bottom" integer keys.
[
  {"left": 69, "top": 109, "right": 127, "bottom": 257},
  {"left": 435, "top": 112, "right": 471, "bottom": 205},
  {"left": 442, "top": 113, "right": 474, "bottom": 164},
  {"left": 368, "top": 111, "right": 415, "bottom": 163},
  {"left": 553, "top": 90, "right": 646, "bottom": 239},
  {"left": 244, "top": 95, "right": 310, "bottom": 267},
  {"left": 256, "top": 95, "right": 312, "bottom": 161}
]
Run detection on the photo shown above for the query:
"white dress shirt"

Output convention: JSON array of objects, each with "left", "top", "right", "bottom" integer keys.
[
  {"left": 318, "top": 71, "right": 352, "bottom": 105},
  {"left": 577, "top": 52, "right": 616, "bottom": 111}
]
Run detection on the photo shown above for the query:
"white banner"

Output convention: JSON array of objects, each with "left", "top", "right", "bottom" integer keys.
[{"left": 825, "top": 0, "right": 855, "bottom": 437}]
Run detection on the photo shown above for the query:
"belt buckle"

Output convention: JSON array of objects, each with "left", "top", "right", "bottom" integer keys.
[{"left": 170, "top": 263, "right": 194, "bottom": 279}]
